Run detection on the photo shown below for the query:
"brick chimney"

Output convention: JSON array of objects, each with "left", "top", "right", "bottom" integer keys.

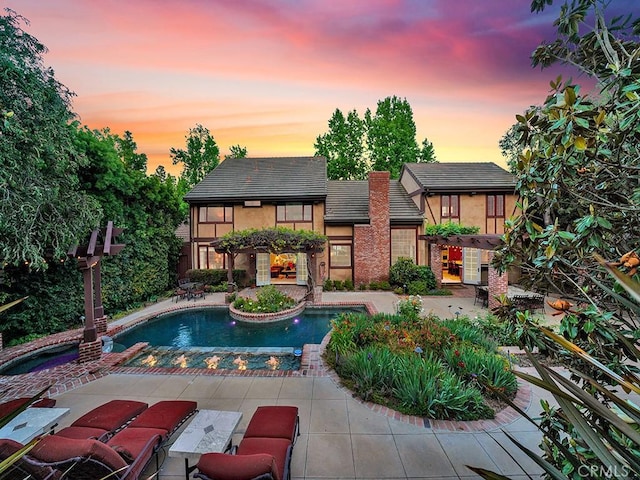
[{"left": 354, "top": 171, "right": 390, "bottom": 286}]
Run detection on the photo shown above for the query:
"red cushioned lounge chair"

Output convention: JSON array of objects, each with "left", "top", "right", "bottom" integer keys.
[
  {"left": 55, "top": 399, "right": 148, "bottom": 441},
  {"left": 0, "top": 438, "right": 61, "bottom": 480},
  {"left": 27, "top": 433, "right": 159, "bottom": 480},
  {"left": 195, "top": 405, "right": 299, "bottom": 480},
  {"left": 122, "top": 399, "right": 197, "bottom": 443},
  {"left": 20, "top": 400, "right": 198, "bottom": 480},
  {"left": 0, "top": 397, "right": 56, "bottom": 419}
]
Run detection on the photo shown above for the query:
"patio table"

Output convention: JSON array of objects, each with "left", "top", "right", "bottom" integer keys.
[{"left": 0, "top": 407, "right": 70, "bottom": 444}]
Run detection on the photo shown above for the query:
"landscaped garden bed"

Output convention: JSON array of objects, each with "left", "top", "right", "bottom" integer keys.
[{"left": 324, "top": 296, "right": 518, "bottom": 421}]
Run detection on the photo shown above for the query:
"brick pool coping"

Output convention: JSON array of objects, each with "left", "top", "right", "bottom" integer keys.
[{"left": 0, "top": 298, "right": 533, "bottom": 431}]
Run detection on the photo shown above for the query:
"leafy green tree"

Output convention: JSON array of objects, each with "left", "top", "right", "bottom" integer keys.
[
  {"left": 224, "top": 144, "right": 248, "bottom": 160},
  {"left": 0, "top": 9, "right": 101, "bottom": 270},
  {"left": 481, "top": 1, "right": 640, "bottom": 478},
  {"left": 314, "top": 109, "right": 368, "bottom": 180},
  {"left": 498, "top": 124, "right": 521, "bottom": 173},
  {"left": 170, "top": 123, "right": 220, "bottom": 187},
  {"left": 75, "top": 126, "right": 184, "bottom": 311},
  {"left": 364, "top": 96, "right": 420, "bottom": 179},
  {"left": 116, "top": 130, "right": 147, "bottom": 171},
  {"left": 418, "top": 137, "right": 437, "bottom": 163}
]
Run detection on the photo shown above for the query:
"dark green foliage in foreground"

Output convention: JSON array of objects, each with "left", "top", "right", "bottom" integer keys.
[
  {"left": 0, "top": 10, "right": 101, "bottom": 270},
  {"left": 0, "top": 262, "right": 84, "bottom": 344},
  {"left": 326, "top": 310, "right": 517, "bottom": 420}
]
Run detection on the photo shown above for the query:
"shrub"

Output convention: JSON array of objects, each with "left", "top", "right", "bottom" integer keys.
[
  {"left": 186, "top": 269, "right": 246, "bottom": 287},
  {"left": 396, "top": 295, "right": 423, "bottom": 320},
  {"left": 339, "top": 346, "right": 397, "bottom": 401},
  {"left": 378, "top": 280, "right": 391, "bottom": 290},
  {"left": 232, "top": 285, "right": 296, "bottom": 313},
  {"left": 333, "top": 280, "right": 344, "bottom": 291},
  {"left": 407, "top": 281, "right": 429, "bottom": 295},
  {"left": 343, "top": 279, "right": 354, "bottom": 291},
  {"left": 358, "top": 283, "right": 367, "bottom": 291},
  {"left": 323, "top": 279, "right": 334, "bottom": 291},
  {"left": 327, "top": 312, "right": 378, "bottom": 356},
  {"left": 444, "top": 345, "right": 517, "bottom": 397},
  {"left": 392, "top": 353, "right": 493, "bottom": 420},
  {"left": 471, "top": 313, "right": 522, "bottom": 346},
  {"left": 440, "top": 317, "right": 497, "bottom": 352},
  {"left": 389, "top": 258, "right": 435, "bottom": 290}
]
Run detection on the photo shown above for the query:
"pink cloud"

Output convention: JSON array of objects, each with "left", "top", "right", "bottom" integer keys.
[{"left": 5, "top": 0, "right": 600, "bottom": 176}]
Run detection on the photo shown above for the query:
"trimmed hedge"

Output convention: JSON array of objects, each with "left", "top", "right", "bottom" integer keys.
[{"left": 185, "top": 269, "right": 247, "bottom": 286}]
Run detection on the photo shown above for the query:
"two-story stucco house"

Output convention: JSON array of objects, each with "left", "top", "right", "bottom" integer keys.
[
  {"left": 399, "top": 162, "right": 518, "bottom": 286},
  {"left": 184, "top": 156, "right": 424, "bottom": 288},
  {"left": 183, "top": 157, "right": 517, "bottom": 295}
]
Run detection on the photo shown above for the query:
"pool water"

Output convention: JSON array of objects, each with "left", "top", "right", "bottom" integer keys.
[
  {"left": 0, "top": 344, "right": 79, "bottom": 376},
  {"left": 114, "top": 306, "right": 364, "bottom": 351}
]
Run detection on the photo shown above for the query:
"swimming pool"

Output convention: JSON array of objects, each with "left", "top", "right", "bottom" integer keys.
[
  {"left": 0, "top": 344, "right": 79, "bottom": 376},
  {"left": 113, "top": 306, "right": 364, "bottom": 351}
]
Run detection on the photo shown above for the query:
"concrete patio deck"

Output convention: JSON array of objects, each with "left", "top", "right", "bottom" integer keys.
[{"left": 1, "top": 287, "right": 561, "bottom": 479}]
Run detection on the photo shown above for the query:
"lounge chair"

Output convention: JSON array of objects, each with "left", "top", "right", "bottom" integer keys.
[
  {"left": 13, "top": 400, "right": 198, "bottom": 480},
  {"left": 194, "top": 405, "right": 299, "bottom": 480},
  {"left": 116, "top": 399, "right": 197, "bottom": 443},
  {"left": 55, "top": 399, "right": 148, "bottom": 441},
  {"left": 0, "top": 397, "right": 56, "bottom": 419},
  {"left": 0, "top": 438, "right": 61, "bottom": 480},
  {"left": 28, "top": 433, "right": 159, "bottom": 480}
]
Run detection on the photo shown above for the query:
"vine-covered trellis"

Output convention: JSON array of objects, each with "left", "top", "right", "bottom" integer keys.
[
  {"left": 211, "top": 227, "right": 327, "bottom": 293},
  {"left": 211, "top": 227, "right": 327, "bottom": 254}
]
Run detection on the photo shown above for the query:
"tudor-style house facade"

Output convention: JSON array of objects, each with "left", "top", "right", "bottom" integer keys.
[
  {"left": 184, "top": 157, "right": 424, "bottom": 288},
  {"left": 399, "top": 162, "right": 518, "bottom": 285},
  {"left": 183, "top": 157, "right": 517, "bottom": 291}
]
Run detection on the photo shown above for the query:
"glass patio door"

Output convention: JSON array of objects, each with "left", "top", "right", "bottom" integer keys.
[
  {"left": 256, "top": 253, "right": 271, "bottom": 286},
  {"left": 462, "top": 247, "right": 482, "bottom": 284},
  {"left": 296, "top": 253, "right": 308, "bottom": 285}
]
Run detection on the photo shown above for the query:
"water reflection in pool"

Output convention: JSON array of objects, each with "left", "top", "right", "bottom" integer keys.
[{"left": 114, "top": 306, "right": 365, "bottom": 351}]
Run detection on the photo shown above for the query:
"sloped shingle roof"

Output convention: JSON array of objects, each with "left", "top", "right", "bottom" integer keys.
[
  {"left": 184, "top": 157, "right": 327, "bottom": 202},
  {"left": 402, "top": 162, "right": 516, "bottom": 193},
  {"left": 325, "top": 180, "right": 423, "bottom": 225}
]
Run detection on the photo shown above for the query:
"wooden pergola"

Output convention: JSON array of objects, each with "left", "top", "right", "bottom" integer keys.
[{"left": 421, "top": 234, "right": 507, "bottom": 309}]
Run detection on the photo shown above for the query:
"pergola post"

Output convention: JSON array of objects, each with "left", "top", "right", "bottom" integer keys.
[
  {"left": 69, "top": 221, "right": 124, "bottom": 363},
  {"left": 226, "top": 252, "right": 235, "bottom": 293},
  {"left": 81, "top": 265, "right": 96, "bottom": 343}
]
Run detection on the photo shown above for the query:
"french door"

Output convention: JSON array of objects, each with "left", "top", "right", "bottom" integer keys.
[
  {"left": 462, "top": 248, "right": 482, "bottom": 284},
  {"left": 296, "top": 253, "right": 308, "bottom": 285},
  {"left": 256, "top": 253, "right": 271, "bottom": 286}
]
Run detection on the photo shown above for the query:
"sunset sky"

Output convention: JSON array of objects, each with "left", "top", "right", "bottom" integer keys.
[{"left": 4, "top": 0, "right": 607, "bottom": 176}]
